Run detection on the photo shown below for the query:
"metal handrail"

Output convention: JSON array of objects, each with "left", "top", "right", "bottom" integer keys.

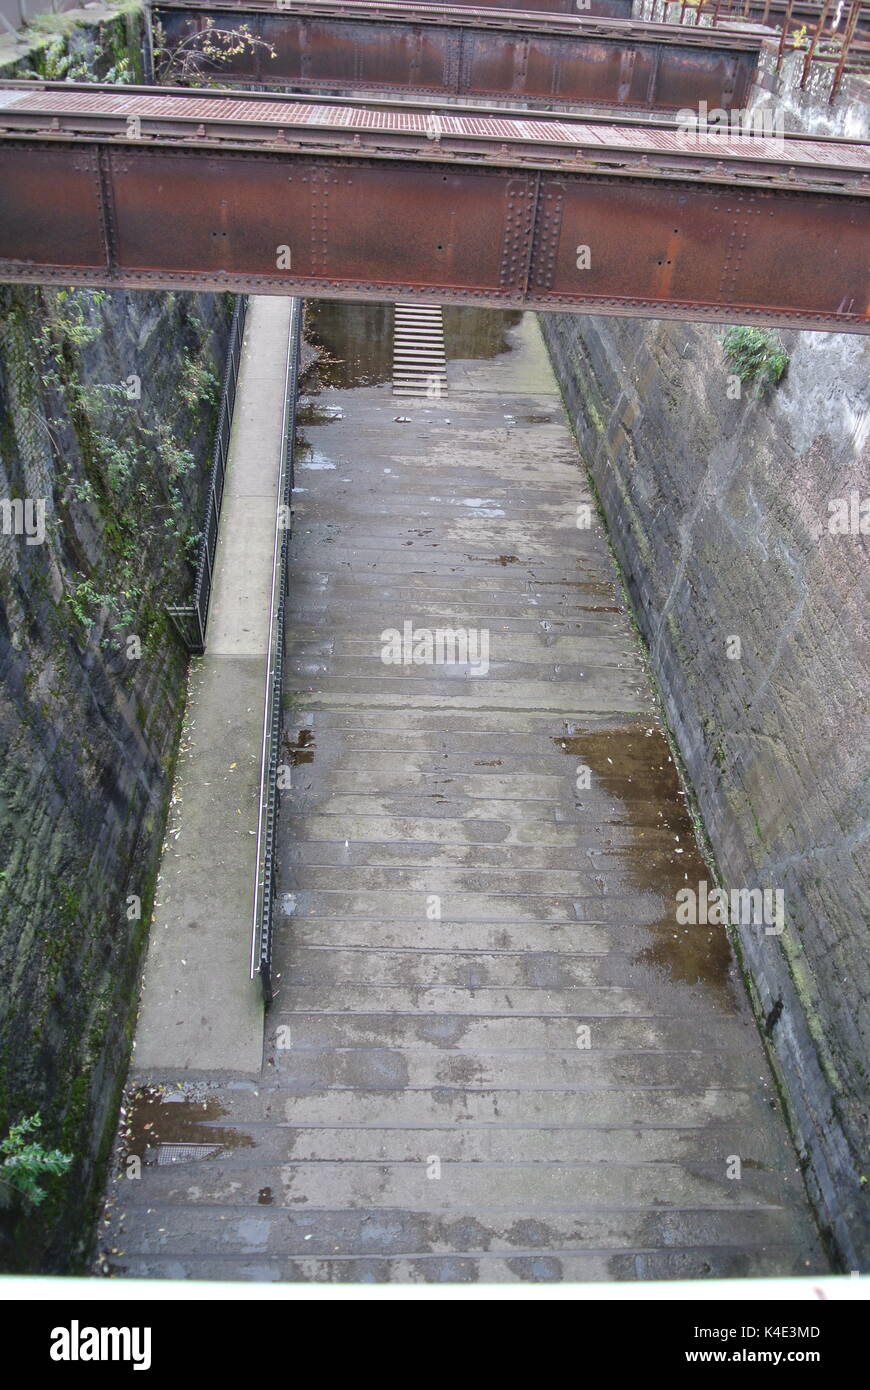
[
  {"left": 166, "top": 293, "right": 248, "bottom": 653},
  {"left": 663, "top": 0, "right": 869, "bottom": 98},
  {"left": 250, "top": 297, "right": 302, "bottom": 1005}
]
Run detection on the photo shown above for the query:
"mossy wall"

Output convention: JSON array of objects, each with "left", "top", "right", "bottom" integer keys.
[
  {"left": 0, "top": 2, "right": 146, "bottom": 83},
  {"left": 540, "top": 311, "right": 869, "bottom": 1268},
  {"left": 0, "top": 284, "right": 234, "bottom": 1271}
]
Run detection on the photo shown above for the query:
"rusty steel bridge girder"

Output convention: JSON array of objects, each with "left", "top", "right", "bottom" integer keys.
[
  {"left": 0, "top": 83, "right": 867, "bottom": 333},
  {"left": 151, "top": 0, "right": 763, "bottom": 113},
  {"left": 199, "top": 0, "right": 636, "bottom": 14},
  {"left": 163, "top": 0, "right": 867, "bottom": 28}
]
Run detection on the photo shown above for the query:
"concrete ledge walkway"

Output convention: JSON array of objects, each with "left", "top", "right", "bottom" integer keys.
[{"left": 131, "top": 297, "right": 294, "bottom": 1074}]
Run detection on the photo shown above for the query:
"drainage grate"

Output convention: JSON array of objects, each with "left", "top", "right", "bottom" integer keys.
[
  {"left": 152, "top": 1143, "right": 222, "bottom": 1165},
  {"left": 392, "top": 302, "right": 447, "bottom": 400}
]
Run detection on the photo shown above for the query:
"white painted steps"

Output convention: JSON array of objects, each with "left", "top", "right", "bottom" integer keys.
[{"left": 392, "top": 301, "right": 447, "bottom": 399}]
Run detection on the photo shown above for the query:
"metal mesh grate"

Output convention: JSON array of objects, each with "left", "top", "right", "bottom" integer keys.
[
  {"left": 6, "top": 88, "right": 868, "bottom": 169},
  {"left": 153, "top": 1143, "right": 221, "bottom": 1165}
]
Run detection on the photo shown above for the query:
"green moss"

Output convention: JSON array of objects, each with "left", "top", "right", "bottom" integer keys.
[
  {"left": 0, "top": 278, "right": 234, "bottom": 1271},
  {"left": 19, "top": 1, "right": 144, "bottom": 77},
  {"left": 587, "top": 400, "right": 606, "bottom": 435}
]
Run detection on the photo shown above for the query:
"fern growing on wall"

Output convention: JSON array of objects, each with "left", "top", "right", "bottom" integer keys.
[
  {"left": 0, "top": 1115, "right": 71, "bottom": 1206},
  {"left": 723, "top": 327, "right": 789, "bottom": 399}
]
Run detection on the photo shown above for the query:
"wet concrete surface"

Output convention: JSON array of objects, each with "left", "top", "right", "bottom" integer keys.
[
  {"left": 126, "top": 298, "right": 295, "bottom": 1075},
  {"left": 98, "top": 306, "right": 826, "bottom": 1284}
]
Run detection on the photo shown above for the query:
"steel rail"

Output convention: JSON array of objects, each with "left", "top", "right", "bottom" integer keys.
[
  {"left": 3, "top": 74, "right": 867, "bottom": 145},
  {"left": 0, "top": 82, "right": 867, "bottom": 180}
]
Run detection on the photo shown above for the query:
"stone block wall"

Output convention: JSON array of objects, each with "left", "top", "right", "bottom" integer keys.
[
  {"left": 0, "top": 284, "right": 233, "bottom": 1269},
  {"left": 539, "top": 310, "right": 869, "bottom": 1266}
]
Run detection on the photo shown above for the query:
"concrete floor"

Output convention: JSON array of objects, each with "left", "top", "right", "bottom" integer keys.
[
  {"left": 99, "top": 308, "right": 826, "bottom": 1283},
  {"left": 130, "top": 298, "right": 294, "bottom": 1073}
]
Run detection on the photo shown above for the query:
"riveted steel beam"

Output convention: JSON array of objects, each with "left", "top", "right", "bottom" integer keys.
[
  {"left": 0, "top": 82, "right": 867, "bottom": 332},
  {"left": 152, "top": 0, "right": 762, "bottom": 113}
]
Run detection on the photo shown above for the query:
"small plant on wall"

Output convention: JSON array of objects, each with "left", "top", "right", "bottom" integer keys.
[
  {"left": 0, "top": 1114, "right": 72, "bottom": 1206},
  {"left": 152, "top": 20, "right": 276, "bottom": 86},
  {"left": 722, "top": 327, "right": 789, "bottom": 399}
]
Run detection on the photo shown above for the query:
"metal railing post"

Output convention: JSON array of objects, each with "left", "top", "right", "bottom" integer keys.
[
  {"left": 801, "top": 0, "right": 833, "bottom": 86},
  {"left": 776, "top": 0, "right": 797, "bottom": 71},
  {"left": 830, "top": 0, "right": 862, "bottom": 99},
  {"left": 166, "top": 294, "right": 248, "bottom": 655}
]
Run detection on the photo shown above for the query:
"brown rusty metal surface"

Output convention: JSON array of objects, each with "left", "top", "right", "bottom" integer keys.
[
  {"left": 0, "top": 83, "right": 867, "bottom": 331},
  {"left": 154, "top": 0, "right": 761, "bottom": 43},
  {"left": 689, "top": 0, "right": 870, "bottom": 43},
  {"left": 205, "top": 0, "right": 636, "bottom": 13},
  {"left": 152, "top": 1, "right": 762, "bottom": 112}
]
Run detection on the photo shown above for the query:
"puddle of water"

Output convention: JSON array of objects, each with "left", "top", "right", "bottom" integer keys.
[
  {"left": 554, "top": 727, "right": 735, "bottom": 1005},
  {"left": 122, "top": 1085, "right": 254, "bottom": 1167},
  {"left": 468, "top": 554, "right": 521, "bottom": 567},
  {"left": 299, "top": 453, "right": 336, "bottom": 471},
  {"left": 284, "top": 728, "right": 316, "bottom": 765},
  {"left": 297, "top": 401, "right": 344, "bottom": 427},
  {"left": 304, "top": 301, "right": 394, "bottom": 387},
  {"left": 460, "top": 498, "right": 506, "bottom": 518},
  {"left": 442, "top": 306, "right": 522, "bottom": 359},
  {"left": 302, "top": 302, "right": 524, "bottom": 396}
]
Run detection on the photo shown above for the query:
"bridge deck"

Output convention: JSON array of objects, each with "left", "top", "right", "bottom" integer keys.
[
  {"left": 1, "top": 82, "right": 867, "bottom": 332},
  {"left": 99, "top": 305, "right": 825, "bottom": 1283},
  {"left": 3, "top": 84, "right": 866, "bottom": 180}
]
